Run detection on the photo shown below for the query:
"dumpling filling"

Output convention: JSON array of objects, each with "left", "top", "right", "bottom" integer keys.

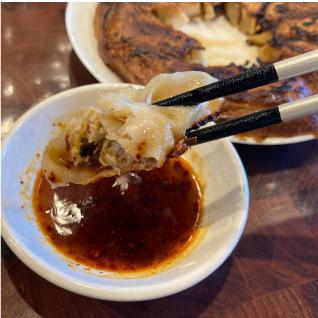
[{"left": 42, "top": 71, "right": 222, "bottom": 186}]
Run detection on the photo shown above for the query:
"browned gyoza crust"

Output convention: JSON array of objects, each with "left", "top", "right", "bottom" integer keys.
[
  {"left": 262, "top": 3, "right": 318, "bottom": 58},
  {"left": 94, "top": 3, "right": 318, "bottom": 139},
  {"left": 94, "top": 3, "right": 202, "bottom": 84}
]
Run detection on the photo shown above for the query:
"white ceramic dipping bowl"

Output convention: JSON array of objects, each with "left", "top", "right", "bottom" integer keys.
[{"left": 2, "top": 83, "right": 249, "bottom": 301}]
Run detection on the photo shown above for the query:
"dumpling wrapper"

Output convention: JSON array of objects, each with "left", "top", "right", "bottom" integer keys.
[{"left": 42, "top": 71, "right": 222, "bottom": 187}]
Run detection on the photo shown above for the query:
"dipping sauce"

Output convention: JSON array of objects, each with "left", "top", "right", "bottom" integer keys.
[{"left": 33, "top": 157, "right": 202, "bottom": 273}]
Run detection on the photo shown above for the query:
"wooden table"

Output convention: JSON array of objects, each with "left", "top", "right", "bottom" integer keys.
[{"left": 2, "top": 4, "right": 318, "bottom": 317}]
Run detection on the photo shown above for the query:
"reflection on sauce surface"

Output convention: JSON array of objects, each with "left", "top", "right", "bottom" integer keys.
[{"left": 33, "top": 158, "right": 202, "bottom": 272}]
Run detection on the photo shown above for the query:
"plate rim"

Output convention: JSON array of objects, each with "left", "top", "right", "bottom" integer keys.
[{"left": 65, "top": 2, "right": 118, "bottom": 84}]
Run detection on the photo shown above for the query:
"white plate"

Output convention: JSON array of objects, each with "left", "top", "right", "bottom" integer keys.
[
  {"left": 65, "top": 3, "right": 316, "bottom": 146},
  {"left": 2, "top": 83, "right": 249, "bottom": 301}
]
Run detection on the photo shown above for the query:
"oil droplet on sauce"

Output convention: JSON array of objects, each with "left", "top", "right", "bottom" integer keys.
[
  {"left": 33, "top": 157, "right": 202, "bottom": 273},
  {"left": 45, "top": 193, "right": 89, "bottom": 236}
]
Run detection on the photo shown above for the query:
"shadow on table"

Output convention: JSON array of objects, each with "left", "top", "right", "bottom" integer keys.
[
  {"left": 234, "top": 140, "right": 318, "bottom": 175},
  {"left": 69, "top": 50, "right": 98, "bottom": 86},
  {"left": 235, "top": 216, "right": 318, "bottom": 267},
  {"left": 3, "top": 242, "right": 232, "bottom": 318}
]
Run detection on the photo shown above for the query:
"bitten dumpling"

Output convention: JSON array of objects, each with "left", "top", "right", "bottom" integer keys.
[{"left": 42, "top": 71, "right": 222, "bottom": 186}]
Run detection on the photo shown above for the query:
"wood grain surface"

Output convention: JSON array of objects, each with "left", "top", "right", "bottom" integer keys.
[{"left": 2, "top": 3, "right": 318, "bottom": 318}]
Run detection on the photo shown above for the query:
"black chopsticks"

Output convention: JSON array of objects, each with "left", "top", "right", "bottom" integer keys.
[
  {"left": 155, "top": 50, "right": 318, "bottom": 107},
  {"left": 154, "top": 50, "right": 318, "bottom": 145}
]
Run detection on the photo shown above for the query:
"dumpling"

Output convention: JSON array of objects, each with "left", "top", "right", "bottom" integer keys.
[{"left": 42, "top": 71, "right": 222, "bottom": 187}]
